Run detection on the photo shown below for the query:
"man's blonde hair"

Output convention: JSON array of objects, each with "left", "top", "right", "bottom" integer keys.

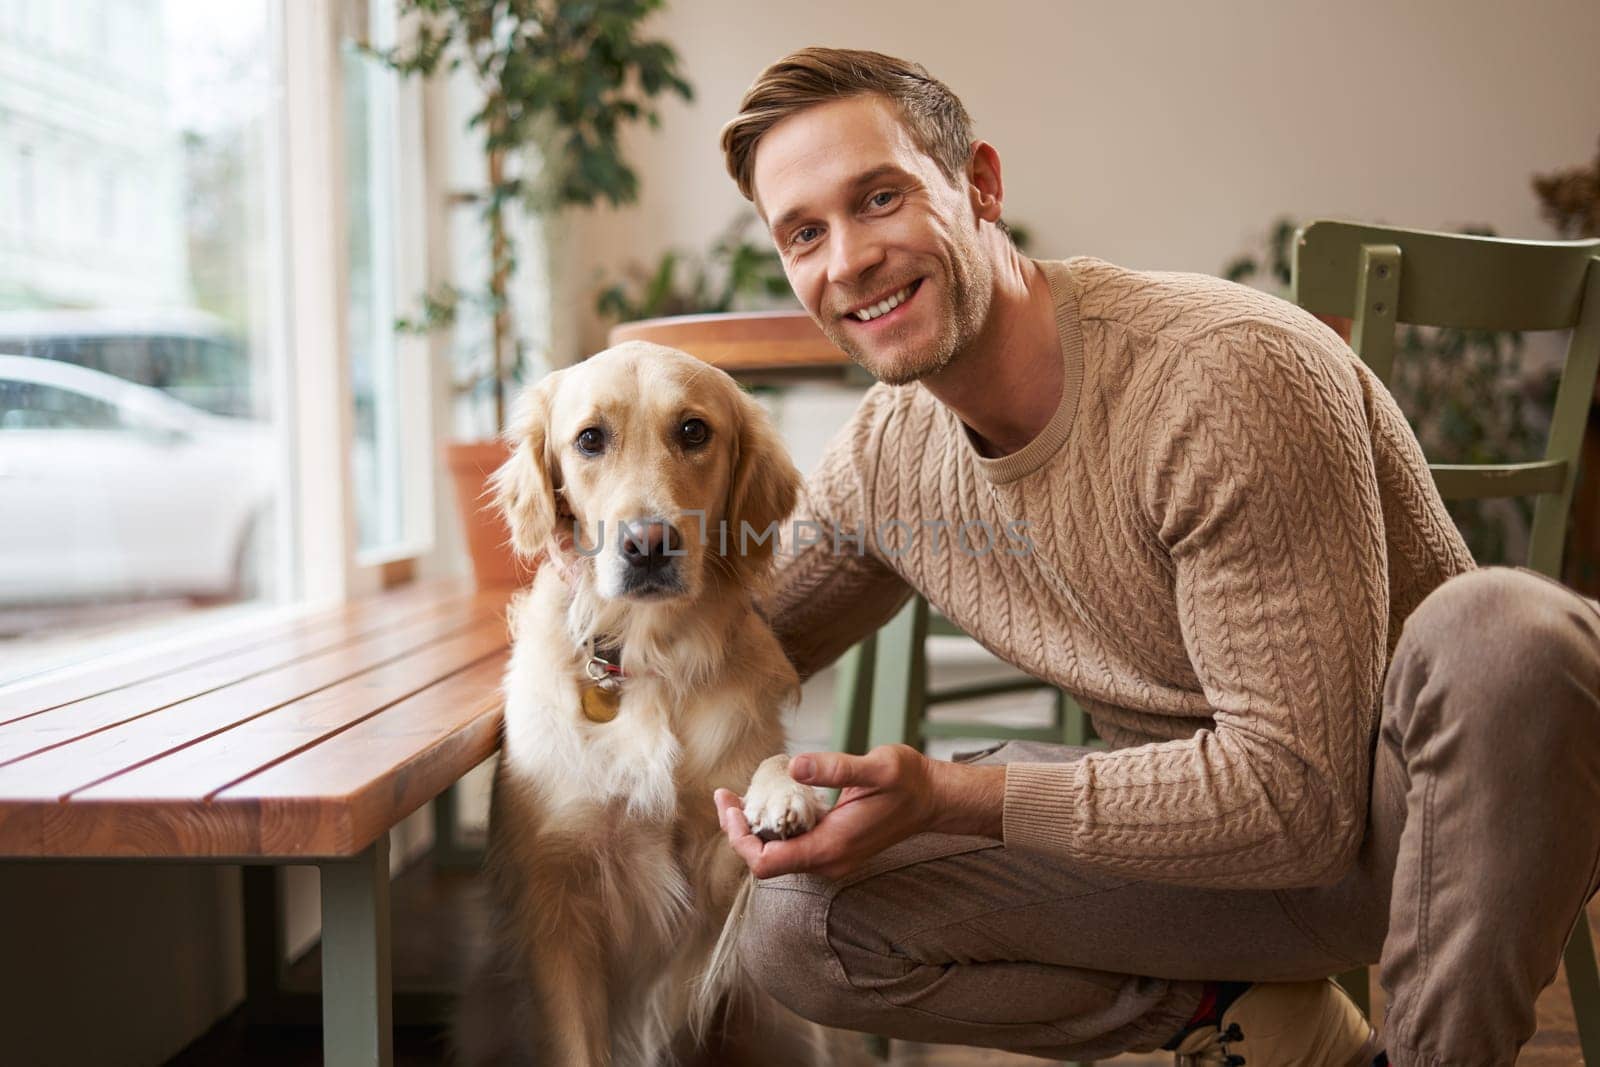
[{"left": 720, "top": 47, "right": 974, "bottom": 204}]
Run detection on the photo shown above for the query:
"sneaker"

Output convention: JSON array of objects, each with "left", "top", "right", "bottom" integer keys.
[{"left": 1171, "top": 979, "right": 1381, "bottom": 1066}]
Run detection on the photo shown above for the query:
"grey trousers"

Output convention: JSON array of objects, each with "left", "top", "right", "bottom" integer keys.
[{"left": 740, "top": 567, "right": 1600, "bottom": 1067}]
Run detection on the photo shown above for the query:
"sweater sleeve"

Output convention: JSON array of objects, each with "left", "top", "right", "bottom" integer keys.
[
  {"left": 764, "top": 386, "right": 913, "bottom": 682},
  {"left": 1002, "top": 321, "right": 1391, "bottom": 889}
]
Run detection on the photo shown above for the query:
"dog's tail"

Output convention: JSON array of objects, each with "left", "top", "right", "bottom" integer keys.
[{"left": 690, "top": 873, "right": 756, "bottom": 1039}]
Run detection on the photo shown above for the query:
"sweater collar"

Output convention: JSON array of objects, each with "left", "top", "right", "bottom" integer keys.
[{"left": 956, "top": 258, "right": 1086, "bottom": 485}]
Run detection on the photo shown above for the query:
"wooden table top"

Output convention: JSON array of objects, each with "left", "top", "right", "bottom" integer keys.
[{"left": 0, "top": 582, "right": 509, "bottom": 860}]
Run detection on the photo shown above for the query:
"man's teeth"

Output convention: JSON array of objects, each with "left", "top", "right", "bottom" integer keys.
[{"left": 852, "top": 282, "right": 916, "bottom": 321}]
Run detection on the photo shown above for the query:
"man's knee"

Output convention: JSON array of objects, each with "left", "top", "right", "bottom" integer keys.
[
  {"left": 1392, "top": 566, "right": 1600, "bottom": 728},
  {"left": 738, "top": 877, "right": 856, "bottom": 1027}
]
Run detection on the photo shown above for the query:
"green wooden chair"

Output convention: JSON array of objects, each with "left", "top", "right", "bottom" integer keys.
[{"left": 1292, "top": 219, "right": 1600, "bottom": 1061}]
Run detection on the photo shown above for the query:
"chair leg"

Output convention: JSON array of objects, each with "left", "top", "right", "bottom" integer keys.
[
  {"left": 867, "top": 597, "right": 930, "bottom": 752},
  {"left": 1336, "top": 965, "right": 1371, "bottom": 1017},
  {"left": 831, "top": 634, "right": 878, "bottom": 756},
  {"left": 1061, "top": 692, "right": 1096, "bottom": 747},
  {"left": 1565, "top": 916, "right": 1600, "bottom": 1065},
  {"left": 320, "top": 835, "right": 394, "bottom": 1067}
]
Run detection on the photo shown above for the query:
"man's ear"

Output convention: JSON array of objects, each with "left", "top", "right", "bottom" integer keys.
[
  {"left": 725, "top": 388, "right": 801, "bottom": 580},
  {"left": 491, "top": 375, "right": 562, "bottom": 559},
  {"left": 967, "top": 140, "right": 1004, "bottom": 224}
]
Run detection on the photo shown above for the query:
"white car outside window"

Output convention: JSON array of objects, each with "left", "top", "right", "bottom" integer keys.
[{"left": 0, "top": 355, "right": 273, "bottom": 604}]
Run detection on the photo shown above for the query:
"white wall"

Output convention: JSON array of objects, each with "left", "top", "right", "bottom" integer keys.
[{"left": 569, "top": 0, "right": 1600, "bottom": 357}]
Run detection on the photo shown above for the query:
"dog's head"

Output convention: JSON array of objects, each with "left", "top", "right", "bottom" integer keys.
[{"left": 492, "top": 341, "right": 801, "bottom": 602}]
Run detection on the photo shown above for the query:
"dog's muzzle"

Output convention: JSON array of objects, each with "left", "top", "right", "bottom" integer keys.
[{"left": 617, "top": 518, "right": 687, "bottom": 596}]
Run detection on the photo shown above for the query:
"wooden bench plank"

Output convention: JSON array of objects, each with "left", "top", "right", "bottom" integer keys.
[
  {"left": 0, "top": 599, "right": 503, "bottom": 794},
  {"left": 0, "top": 594, "right": 492, "bottom": 766},
  {"left": 72, "top": 620, "right": 508, "bottom": 802},
  {"left": 8, "top": 655, "right": 507, "bottom": 858},
  {"left": 0, "top": 580, "right": 472, "bottom": 723},
  {"left": 0, "top": 611, "right": 488, "bottom": 783},
  {"left": 29, "top": 798, "right": 272, "bottom": 859},
  {"left": 0, "top": 585, "right": 477, "bottom": 731},
  {"left": 231, "top": 655, "right": 507, "bottom": 855}
]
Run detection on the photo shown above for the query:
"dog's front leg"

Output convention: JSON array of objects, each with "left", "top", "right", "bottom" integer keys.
[
  {"left": 500, "top": 813, "right": 616, "bottom": 1066},
  {"left": 526, "top": 928, "right": 611, "bottom": 1067}
]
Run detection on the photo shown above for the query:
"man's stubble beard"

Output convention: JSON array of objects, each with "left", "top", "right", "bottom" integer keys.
[{"left": 821, "top": 241, "right": 995, "bottom": 387}]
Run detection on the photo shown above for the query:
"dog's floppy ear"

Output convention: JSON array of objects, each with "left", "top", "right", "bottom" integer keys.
[
  {"left": 491, "top": 375, "right": 562, "bottom": 559},
  {"left": 725, "top": 388, "right": 801, "bottom": 579}
]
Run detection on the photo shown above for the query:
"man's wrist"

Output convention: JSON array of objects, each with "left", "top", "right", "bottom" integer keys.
[{"left": 926, "top": 758, "right": 1007, "bottom": 839}]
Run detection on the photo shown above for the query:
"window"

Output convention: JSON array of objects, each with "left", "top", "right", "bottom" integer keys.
[
  {"left": 343, "top": 0, "right": 430, "bottom": 558},
  {"left": 0, "top": 0, "right": 441, "bottom": 687},
  {"left": 0, "top": 1, "right": 288, "bottom": 684},
  {"left": 15, "top": 146, "right": 35, "bottom": 236}
]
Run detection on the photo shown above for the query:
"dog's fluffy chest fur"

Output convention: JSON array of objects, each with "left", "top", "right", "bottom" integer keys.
[{"left": 500, "top": 570, "right": 791, "bottom": 826}]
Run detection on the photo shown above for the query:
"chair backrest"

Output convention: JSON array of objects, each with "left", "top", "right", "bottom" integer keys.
[{"left": 1291, "top": 220, "right": 1600, "bottom": 576}]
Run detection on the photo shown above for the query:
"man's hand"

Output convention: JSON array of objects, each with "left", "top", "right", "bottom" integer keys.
[{"left": 712, "top": 743, "right": 1006, "bottom": 881}]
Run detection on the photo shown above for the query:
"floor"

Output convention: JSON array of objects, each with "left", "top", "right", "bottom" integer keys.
[
  {"left": 163, "top": 848, "right": 1600, "bottom": 1065},
  {"left": 168, "top": 645, "right": 1596, "bottom": 1065}
]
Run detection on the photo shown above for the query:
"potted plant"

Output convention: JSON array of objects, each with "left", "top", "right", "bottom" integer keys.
[
  {"left": 370, "top": 0, "right": 692, "bottom": 586},
  {"left": 594, "top": 211, "right": 791, "bottom": 322}
]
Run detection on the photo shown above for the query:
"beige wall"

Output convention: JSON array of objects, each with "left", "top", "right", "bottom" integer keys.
[{"left": 569, "top": 0, "right": 1600, "bottom": 356}]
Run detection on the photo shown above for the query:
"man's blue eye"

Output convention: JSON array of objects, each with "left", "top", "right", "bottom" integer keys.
[
  {"left": 794, "top": 226, "right": 820, "bottom": 245},
  {"left": 871, "top": 191, "right": 895, "bottom": 207}
]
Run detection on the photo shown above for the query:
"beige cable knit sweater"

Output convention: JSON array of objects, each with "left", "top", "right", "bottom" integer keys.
[{"left": 767, "top": 257, "right": 1475, "bottom": 890}]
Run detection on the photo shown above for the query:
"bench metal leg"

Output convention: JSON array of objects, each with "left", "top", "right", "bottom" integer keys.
[
  {"left": 242, "top": 865, "right": 285, "bottom": 1024},
  {"left": 320, "top": 835, "right": 394, "bottom": 1067},
  {"left": 431, "top": 783, "right": 484, "bottom": 868}
]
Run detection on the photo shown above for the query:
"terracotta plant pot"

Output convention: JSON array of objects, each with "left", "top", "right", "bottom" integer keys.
[{"left": 445, "top": 439, "right": 530, "bottom": 589}]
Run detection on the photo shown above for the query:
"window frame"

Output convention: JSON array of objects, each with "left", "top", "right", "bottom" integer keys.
[{"left": 280, "top": 0, "right": 438, "bottom": 602}]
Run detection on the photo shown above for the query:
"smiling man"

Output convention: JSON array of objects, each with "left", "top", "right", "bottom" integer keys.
[{"left": 707, "top": 47, "right": 1600, "bottom": 1067}]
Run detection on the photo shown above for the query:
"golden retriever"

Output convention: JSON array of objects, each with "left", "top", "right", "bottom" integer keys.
[{"left": 458, "top": 341, "right": 851, "bottom": 1066}]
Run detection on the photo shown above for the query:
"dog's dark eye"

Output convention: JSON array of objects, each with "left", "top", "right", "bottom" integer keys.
[
  {"left": 679, "top": 418, "right": 709, "bottom": 448},
  {"left": 575, "top": 427, "right": 606, "bottom": 456}
]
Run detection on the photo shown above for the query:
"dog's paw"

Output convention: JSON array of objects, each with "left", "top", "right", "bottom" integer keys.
[{"left": 742, "top": 754, "right": 826, "bottom": 842}]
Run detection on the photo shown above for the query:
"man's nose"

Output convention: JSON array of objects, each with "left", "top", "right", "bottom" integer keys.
[{"left": 826, "top": 219, "right": 885, "bottom": 286}]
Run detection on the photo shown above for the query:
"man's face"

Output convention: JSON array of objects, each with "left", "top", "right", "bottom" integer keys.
[{"left": 751, "top": 95, "right": 994, "bottom": 385}]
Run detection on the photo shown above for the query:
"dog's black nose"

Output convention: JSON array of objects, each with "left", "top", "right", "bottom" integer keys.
[{"left": 620, "top": 520, "right": 681, "bottom": 571}]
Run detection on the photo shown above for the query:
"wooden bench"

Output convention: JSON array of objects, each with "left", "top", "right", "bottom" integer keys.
[{"left": 0, "top": 580, "right": 509, "bottom": 1066}]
